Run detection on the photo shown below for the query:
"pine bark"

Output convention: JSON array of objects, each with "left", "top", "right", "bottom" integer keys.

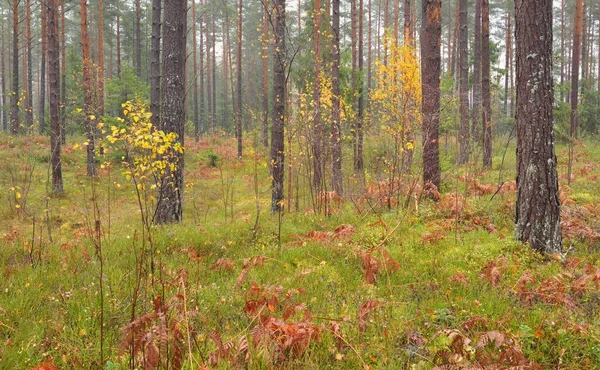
[
  {"left": 271, "top": 0, "right": 286, "bottom": 212},
  {"left": 39, "top": 0, "right": 47, "bottom": 134},
  {"left": 356, "top": 0, "right": 364, "bottom": 172},
  {"left": 236, "top": 0, "right": 243, "bottom": 158},
  {"left": 421, "top": 0, "right": 441, "bottom": 189},
  {"left": 568, "top": 0, "right": 584, "bottom": 182},
  {"left": 60, "top": 0, "right": 66, "bottom": 144},
  {"left": 25, "top": 0, "right": 33, "bottom": 129},
  {"left": 97, "top": 0, "right": 105, "bottom": 117},
  {"left": 206, "top": 7, "right": 213, "bottom": 133},
  {"left": 331, "top": 0, "right": 343, "bottom": 195},
  {"left": 48, "top": 0, "right": 63, "bottom": 193},
  {"left": 458, "top": 0, "right": 469, "bottom": 164},
  {"left": 156, "top": 0, "right": 187, "bottom": 224},
  {"left": 199, "top": 0, "right": 205, "bottom": 135},
  {"left": 1, "top": 21, "right": 7, "bottom": 132},
  {"left": 482, "top": 0, "right": 492, "bottom": 168},
  {"left": 11, "top": 0, "right": 19, "bottom": 135},
  {"left": 192, "top": 0, "right": 199, "bottom": 139},
  {"left": 514, "top": 0, "right": 561, "bottom": 254},
  {"left": 261, "top": 0, "right": 269, "bottom": 147},
  {"left": 150, "top": 0, "right": 161, "bottom": 129},
  {"left": 80, "top": 0, "right": 95, "bottom": 177},
  {"left": 312, "top": 0, "right": 324, "bottom": 191}
]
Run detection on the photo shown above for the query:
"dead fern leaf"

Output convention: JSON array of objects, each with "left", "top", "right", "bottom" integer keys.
[
  {"left": 361, "top": 251, "right": 380, "bottom": 284},
  {"left": 211, "top": 258, "right": 234, "bottom": 272},
  {"left": 358, "top": 300, "right": 382, "bottom": 332}
]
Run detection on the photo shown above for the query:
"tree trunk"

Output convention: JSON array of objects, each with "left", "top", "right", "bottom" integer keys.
[
  {"left": 97, "top": 0, "right": 105, "bottom": 117},
  {"left": 192, "top": 0, "right": 199, "bottom": 139},
  {"left": 199, "top": 0, "right": 205, "bottom": 135},
  {"left": 458, "top": 0, "right": 469, "bottom": 164},
  {"left": 222, "top": 13, "right": 229, "bottom": 132},
  {"left": 482, "top": 0, "right": 492, "bottom": 168},
  {"left": 355, "top": 0, "right": 364, "bottom": 173},
  {"left": 312, "top": 0, "right": 324, "bottom": 191},
  {"left": 25, "top": 0, "right": 33, "bottom": 130},
  {"left": 48, "top": 0, "right": 63, "bottom": 193},
  {"left": 404, "top": 0, "right": 411, "bottom": 44},
  {"left": 39, "top": 0, "right": 47, "bottom": 134},
  {"left": 271, "top": 0, "right": 286, "bottom": 212},
  {"left": 568, "top": 0, "right": 583, "bottom": 183},
  {"left": 116, "top": 9, "right": 121, "bottom": 77},
  {"left": 261, "top": 0, "right": 269, "bottom": 147},
  {"left": 150, "top": 0, "right": 161, "bottom": 129},
  {"left": 514, "top": 0, "right": 561, "bottom": 254},
  {"left": 331, "top": 0, "right": 342, "bottom": 195},
  {"left": 11, "top": 0, "right": 19, "bottom": 135},
  {"left": 60, "top": 0, "right": 66, "bottom": 144},
  {"left": 1, "top": 19, "right": 7, "bottom": 132},
  {"left": 206, "top": 7, "right": 213, "bottom": 133},
  {"left": 80, "top": 0, "right": 96, "bottom": 177},
  {"left": 156, "top": 0, "right": 187, "bottom": 224},
  {"left": 367, "top": 0, "right": 372, "bottom": 90},
  {"left": 504, "top": 11, "right": 511, "bottom": 116},
  {"left": 135, "top": 0, "right": 142, "bottom": 78},
  {"left": 212, "top": 10, "right": 217, "bottom": 131},
  {"left": 236, "top": 0, "right": 243, "bottom": 158},
  {"left": 421, "top": 0, "right": 441, "bottom": 189}
]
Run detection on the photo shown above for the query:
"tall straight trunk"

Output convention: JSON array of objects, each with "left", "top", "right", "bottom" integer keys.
[
  {"left": 514, "top": 0, "right": 561, "bottom": 253},
  {"left": 367, "top": 0, "right": 372, "bottom": 90},
  {"left": 39, "top": 0, "right": 47, "bottom": 134},
  {"left": 97, "top": 0, "right": 105, "bottom": 117},
  {"left": 48, "top": 0, "right": 63, "bottom": 193},
  {"left": 449, "top": 1, "right": 459, "bottom": 81},
  {"left": 560, "top": 0, "right": 564, "bottom": 94},
  {"left": 394, "top": 0, "right": 400, "bottom": 45},
  {"left": 356, "top": 0, "right": 364, "bottom": 172},
  {"left": 404, "top": 0, "right": 411, "bottom": 44},
  {"left": 60, "top": 0, "right": 66, "bottom": 144},
  {"left": 376, "top": 0, "right": 381, "bottom": 63},
  {"left": 135, "top": 0, "right": 142, "bottom": 78},
  {"left": 11, "top": 0, "right": 19, "bottom": 135},
  {"left": 80, "top": 0, "right": 96, "bottom": 177},
  {"left": 261, "top": 0, "right": 269, "bottom": 147},
  {"left": 156, "top": 0, "right": 187, "bottom": 224},
  {"left": 383, "top": 0, "right": 388, "bottom": 66},
  {"left": 458, "top": 0, "right": 469, "bottom": 164},
  {"left": 2, "top": 19, "right": 7, "bottom": 132},
  {"left": 421, "top": 0, "right": 441, "bottom": 189},
  {"left": 236, "top": 0, "right": 243, "bottom": 158},
  {"left": 25, "top": 0, "right": 33, "bottom": 129},
  {"left": 581, "top": 3, "right": 587, "bottom": 82},
  {"left": 351, "top": 0, "right": 357, "bottom": 154},
  {"left": 116, "top": 11, "right": 121, "bottom": 77},
  {"left": 504, "top": 11, "right": 511, "bottom": 116},
  {"left": 199, "top": 0, "right": 205, "bottom": 135},
  {"left": 597, "top": 2, "right": 600, "bottom": 97},
  {"left": 482, "top": 0, "right": 492, "bottom": 168},
  {"left": 271, "top": 0, "right": 286, "bottom": 212},
  {"left": 568, "top": 0, "right": 584, "bottom": 183},
  {"left": 150, "top": 0, "right": 161, "bottom": 129},
  {"left": 313, "top": 0, "right": 324, "bottom": 190},
  {"left": 222, "top": 13, "right": 229, "bottom": 131},
  {"left": 192, "top": 0, "right": 199, "bottom": 139},
  {"left": 206, "top": 8, "right": 213, "bottom": 133},
  {"left": 212, "top": 10, "right": 217, "bottom": 131},
  {"left": 332, "top": 0, "right": 342, "bottom": 195}
]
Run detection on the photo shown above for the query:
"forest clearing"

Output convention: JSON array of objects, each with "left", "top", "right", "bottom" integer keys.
[{"left": 1, "top": 0, "right": 600, "bottom": 368}]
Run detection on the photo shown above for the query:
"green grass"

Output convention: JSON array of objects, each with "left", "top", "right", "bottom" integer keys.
[{"left": 1, "top": 133, "right": 600, "bottom": 369}]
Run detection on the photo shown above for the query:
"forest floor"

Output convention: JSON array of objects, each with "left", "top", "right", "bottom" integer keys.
[{"left": 1, "top": 133, "right": 600, "bottom": 369}]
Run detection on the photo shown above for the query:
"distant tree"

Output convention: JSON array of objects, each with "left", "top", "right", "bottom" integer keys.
[
  {"left": 11, "top": 0, "right": 19, "bottom": 135},
  {"left": 80, "top": 0, "right": 96, "bottom": 177},
  {"left": 261, "top": 0, "right": 269, "bottom": 147},
  {"left": 568, "top": 0, "right": 583, "bottom": 183},
  {"left": 312, "top": 0, "right": 324, "bottom": 191},
  {"left": 421, "top": 0, "right": 441, "bottom": 190},
  {"left": 472, "top": 0, "right": 481, "bottom": 143},
  {"left": 39, "top": 0, "right": 47, "bottom": 134},
  {"left": 135, "top": 0, "right": 142, "bottom": 78},
  {"left": 482, "top": 0, "right": 492, "bottom": 168},
  {"left": 150, "top": 0, "right": 161, "bottom": 129},
  {"left": 271, "top": 0, "right": 286, "bottom": 212},
  {"left": 97, "top": 0, "right": 105, "bottom": 117},
  {"left": 48, "top": 0, "right": 63, "bottom": 193},
  {"left": 192, "top": 0, "right": 199, "bottom": 139},
  {"left": 514, "top": 0, "right": 561, "bottom": 253},
  {"left": 25, "top": 0, "right": 33, "bottom": 130},
  {"left": 236, "top": 0, "right": 243, "bottom": 158},
  {"left": 331, "top": 0, "right": 343, "bottom": 195},
  {"left": 458, "top": 0, "right": 469, "bottom": 164},
  {"left": 156, "top": 0, "right": 187, "bottom": 224},
  {"left": 356, "top": 0, "right": 365, "bottom": 173}
]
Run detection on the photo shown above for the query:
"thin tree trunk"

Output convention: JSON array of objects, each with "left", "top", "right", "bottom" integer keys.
[
  {"left": 222, "top": 13, "right": 229, "bottom": 131},
  {"left": 60, "top": 0, "right": 66, "bottom": 144},
  {"left": 206, "top": 7, "right": 213, "bottom": 133},
  {"left": 404, "top": 0, "right": 411, "bottom": 44},
  {"left": 150, "top": 0, "right": 161, "bottom": 129},
  {"left": 421, "top": 0, "right": 441, "bottom": 189},
  {"left": 97, "top": 0, "right": 105, "bottom": 117},
  {"left": 11, "top": 0, "right": 19, "bottom": 135},
  {"left": 261, "top": 0, "right": 269, "bottom": 147},
  {"left": 2, "top": 17, "right": 7, "bottom": 132},
  {"left": 504, "top": 11, "right": 511, "bottom": 116},
  {"left": 80, "top": 0, "right": 96, "bottom": 177},
  {"left": 192, "top": 0, "right": 199, "bottom": 139},
  {"left": 568, "top": 0, "right": 584, "bottom": 184},
  {"left": 25, "top": 0, "right": 33, "bottom": 129},
  {"left": 39, "top": 0, "right": 47, "bottom": 134},
  {"left": 116, "top": 10, "right": 121, "bottom": 77},
  {"left": 458, "top": 0, "right": 469, "bottom": 164},
  {"left": 236, "top": 0, "right": 243, "bottom": 158},
  {"left": 271, "top": 0, "right": 286, "bottom": 212},
  {"left": 48, "top": 0, "right": 63, "bottom": 193},
  {"left": 514, "top": 0, "right": 561, "bottom": 253},
  {"left": 332, "top": 0, "right": 342, "bottom": 195},
  {"left": 135, "top": 0, "right": 142, "bottom": 78},
  {"left": 560, "top": 0, "right": 564, "bottom": 100},
  {"left": 356, "top": 0, "right": 364, "bottom": 172},
  {"left": 199, "top": 0, "right": 205, "bottom": 135},
  {"left": 367, "top": 0, "right": 372, "bottom": 90},
  {"left": 482, "top": 0, "right": 492, "bottom": 168},
  {"left": 313, "top": 0, "right": 324, "bottom": 191},
  {"left": 212, "top": 9, "right": 217, "bottom": 131},
  {"left": 156, "top": 0, "right": 187, "bottom": 224}
]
